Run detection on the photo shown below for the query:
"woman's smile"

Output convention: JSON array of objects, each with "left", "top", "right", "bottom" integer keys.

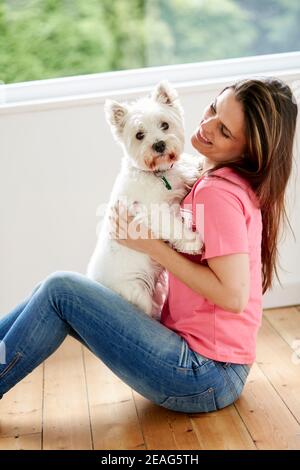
[{"left": 196, "top": 125, "right": 213, "bottom": 145}]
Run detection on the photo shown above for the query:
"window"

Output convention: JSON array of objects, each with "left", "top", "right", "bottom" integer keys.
[{"left": 0, "top": 0, "right": 299, "bottom": 85}]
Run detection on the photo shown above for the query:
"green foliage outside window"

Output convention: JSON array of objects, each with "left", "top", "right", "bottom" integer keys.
[{"left": 0, "top": 0, "right": 299, "bottom": 84}]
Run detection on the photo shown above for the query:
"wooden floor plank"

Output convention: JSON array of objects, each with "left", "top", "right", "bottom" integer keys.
[
  {"left": 133, "top": 391, "right": 201, "bottom": 450},
  {"left": 263, "top": 306, "right": 300, "bottom": 347},
  {"left": 42, "top": 337, "right": 92, "bottom": 450},
  {"left": 0, "top": 364, "right": 43, "bottom": 443},
  {"left": 0, "top": 432, "right": 41, "bottom": 450},
  {"left": 254, "top": 315, "right": 300, "bottom": 422},
  {"left": 1, "top": 306, "right": 300, "bottom": 450},
  {"left": 190, "top": 404, "right": 256, "bottom": 450},
  {"left": 133, "top": 387, "right": 256, "bottom": 450},
  {"left": 83, "top": 347, "right": 145, "bottom": 450},
  {"left": 235, "top": 362, "right": 300, "bottom": 449}
]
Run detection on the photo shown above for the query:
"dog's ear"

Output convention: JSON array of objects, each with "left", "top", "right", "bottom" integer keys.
[
  {"left": 151, "top": 80, "right": 179, "bottom": 106},
  {"left": 104, "top": 100, "right": 128, "bottom": 133}
]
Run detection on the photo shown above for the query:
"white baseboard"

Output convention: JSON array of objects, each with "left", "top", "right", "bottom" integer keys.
[{"left": 263, "top": 282, "right": 300, "bottom": 309}]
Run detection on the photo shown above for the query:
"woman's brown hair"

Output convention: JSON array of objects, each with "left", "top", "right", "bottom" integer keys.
[{"left": 204, "top": 77, "right": 298, "bottom": 294}]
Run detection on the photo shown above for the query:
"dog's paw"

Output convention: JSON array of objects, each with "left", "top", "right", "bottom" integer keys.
[
  {"left": 127, "top": 202, "right": 151, "bottom": 233},
  {"left": 128, "top": 201, "right": 144, "bottom": 217},
  {"left": 172, "top": 230, "right": 203, "bottom": 255}
]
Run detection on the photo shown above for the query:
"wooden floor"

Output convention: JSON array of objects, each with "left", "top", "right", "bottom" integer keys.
[{"left": 1, "top": 305, "right": 300, "bottom": 450}]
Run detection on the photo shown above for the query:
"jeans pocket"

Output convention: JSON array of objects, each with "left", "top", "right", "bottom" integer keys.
[
  {"left": 178, "top": 339, "right": 213, "bottom": 370},
  {"left": 160, "top": 387, "right": 217, "bottom": 413},
  {"left": 0, "top": 352, "right": 22, "bottom": 380},
  {"left": 192, "top": 350, "right": 214, "bottom": 368}
]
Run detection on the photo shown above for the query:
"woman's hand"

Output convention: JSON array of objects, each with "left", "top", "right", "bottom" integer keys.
[{"left": 109, "top": 201, "right": 163, "bottom": 257}]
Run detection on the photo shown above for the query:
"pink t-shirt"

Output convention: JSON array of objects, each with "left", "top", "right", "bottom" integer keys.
[{"left": 160, "top": 166, "right": 263, "bottom": 364}]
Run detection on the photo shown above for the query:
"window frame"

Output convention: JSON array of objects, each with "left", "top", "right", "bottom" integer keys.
[{"left": 0, "top": 51, "right": 299, "bottom": 114}]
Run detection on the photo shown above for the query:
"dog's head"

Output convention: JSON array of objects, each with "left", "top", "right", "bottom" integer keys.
[{"left": 104, "top": 80, "right": 185, "bottom": 171}]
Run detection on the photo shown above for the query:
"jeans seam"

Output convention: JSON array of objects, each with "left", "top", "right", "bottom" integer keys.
[
  {"left": 0, "top": 352, "right": 23, "bottom": 380},
  {"left": 178, "top": 339, "right": 189, "bottom": 368},
  {"left": 217, "top": 362, "right": 239, "bottom": 402},
  {"left": 231, "top": 365, "right": 249, "bottom": 386}
]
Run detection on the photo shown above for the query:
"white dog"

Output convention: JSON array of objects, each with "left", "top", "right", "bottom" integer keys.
[{"left": 87, "top": 80, "right": 203, "bottom": 318}]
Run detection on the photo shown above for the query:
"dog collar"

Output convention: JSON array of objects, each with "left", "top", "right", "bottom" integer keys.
[
  {"left": 154, "top": 164, "right": 173, "bottom": 190},
  {"left": 160, "top": 175, "right": 172, "bottom": 190}
]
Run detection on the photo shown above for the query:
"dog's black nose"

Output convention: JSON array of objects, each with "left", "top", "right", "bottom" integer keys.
[{"left": 152, "top": 140, "right": 166, "bottom": 154}]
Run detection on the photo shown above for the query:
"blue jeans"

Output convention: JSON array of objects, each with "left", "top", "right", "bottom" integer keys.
[{"left": 0, "top": 271, "right": 251, "bottom": 413}]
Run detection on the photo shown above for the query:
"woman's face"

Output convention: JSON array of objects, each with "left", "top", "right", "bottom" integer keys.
[{"left": 191, "top": 88, "right": 247, "bottom": 164}]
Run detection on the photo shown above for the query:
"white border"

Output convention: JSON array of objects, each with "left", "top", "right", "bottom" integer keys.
[{"left": 0, "top": 51, "right": 300, "bottom": 114}]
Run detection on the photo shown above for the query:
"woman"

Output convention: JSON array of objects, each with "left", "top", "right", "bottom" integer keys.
[{"left": 0, "top": 78, "right": 298, "bottom": 413}]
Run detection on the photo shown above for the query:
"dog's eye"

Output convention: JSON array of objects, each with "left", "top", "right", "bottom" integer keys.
[
  {"left": 136, "top": 132, "right": 144, "bottom": 140},
  {"left": 161, "top": 122, "right": 169, "bottom": 131}
]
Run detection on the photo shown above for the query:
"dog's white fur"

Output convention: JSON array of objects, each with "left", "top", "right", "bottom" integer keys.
[{"left": 87, "top": 81, "right": 203, "bottom": 318}]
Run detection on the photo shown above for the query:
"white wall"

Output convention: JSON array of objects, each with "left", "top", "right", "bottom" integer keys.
[{"left": 0, "top": 75, "right": 299, "bottom": 314}]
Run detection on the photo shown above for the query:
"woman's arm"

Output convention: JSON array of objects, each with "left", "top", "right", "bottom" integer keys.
[
  {"left": 110, "top": 202, "right": 250, "bottom": 314},
  {"left": 148, "top": 240, "right": 249, "bottom": 314}
]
